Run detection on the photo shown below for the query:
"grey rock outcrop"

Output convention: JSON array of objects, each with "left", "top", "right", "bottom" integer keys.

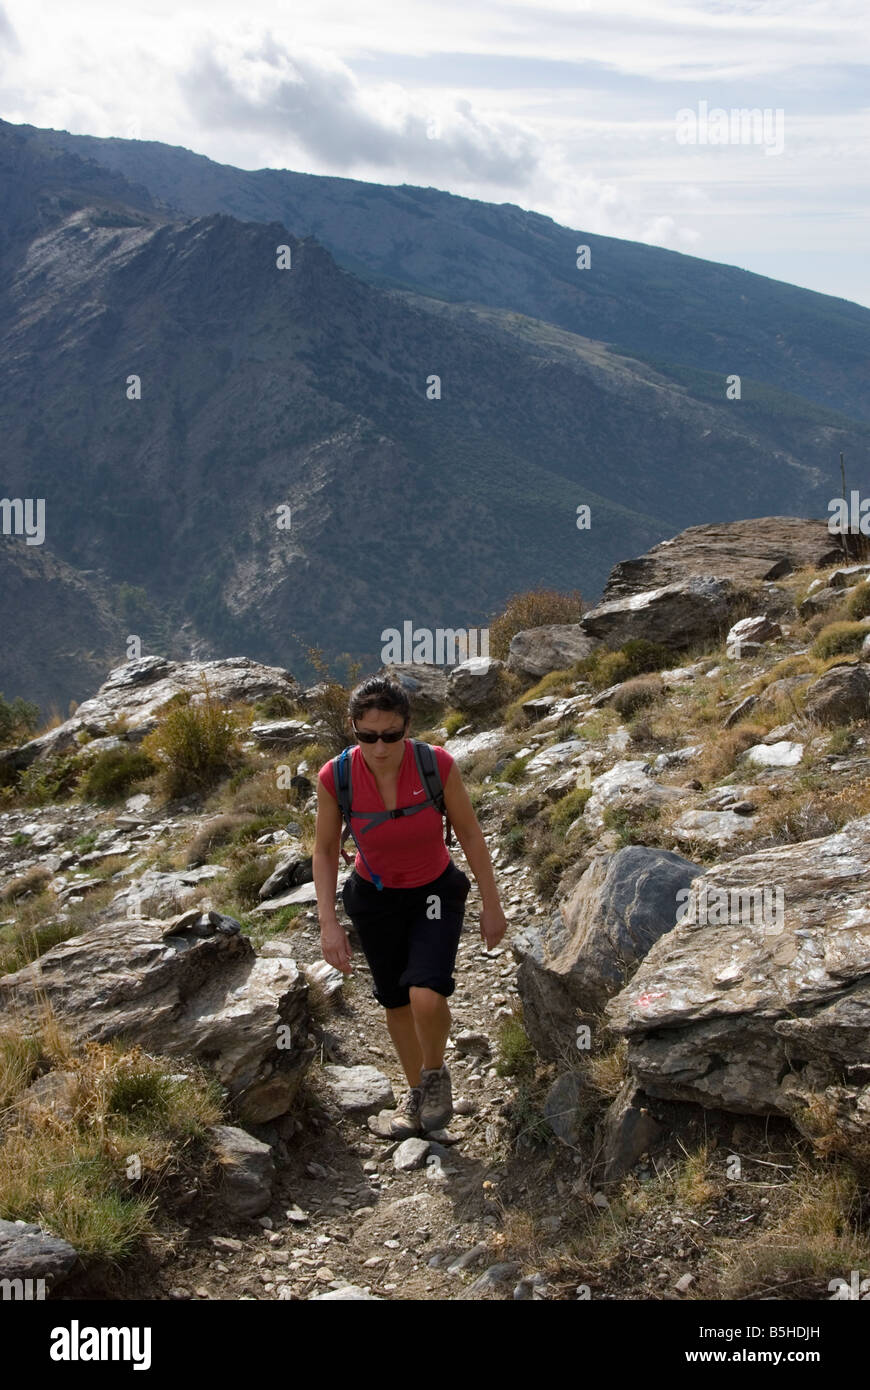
[
  {"left": 804, "top": 662, "right": 870, "bottom": 726},
  {"left": 605, "top": 814, "right": 870, "bottom": 1136},
  {"left": 0, "top": 1218, "right": 78, "bottom": 1292},
  {"left": 514, "top": 845, "right": 702, "bottom": 1059},
  {"left": 446, "top": 658, "right": 505, "bottom": 709},
  {"left": 507, "top": 625, "right": 599, "bottom": 678},
  {"left": 0, "top": 656, "right": 301, "bottom": 773},
  {"left": 0, "top": 919, "right": 314, "bottom": 1123},
  {"left": 580, "top": 576, "right": 741, "bottom": 652},
  {"left": 598, "top": 517, "right": 840, "bottom": 602}
]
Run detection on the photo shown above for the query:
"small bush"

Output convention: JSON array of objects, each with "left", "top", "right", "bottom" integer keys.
[
  {"left": 0, "top": 865, "right": 53, "bottom": 903},
  {"left": 697, "top": 723, "right": 769, "bottom": 782},
  {"left": 78, "top": 746, "right": 156, "bottom": 804},
  {"left": 15, "top": 753, "right": 83, "bottom": 805},
  {"left": 577, "top": 639, "right": 673, "bottom": 692},
  {"left": 488, "top": 587, "right": 584, "bottom": 662},
  {"left": 292, "top": 643, "right": 362, "bottom": 756},
  {"left": 443, "top": 710, "right": 467, "bottom": 737},
  {"left": 495, "top": 1010, "right": 537, "bottom": 1078},
  {"left": 229, "top": 854, "right": 276, "bottom": 907},
  {"left": 0, "top": 693, "right": 40, "bottom": 748},
  {"left": 183, "top": 814, "right": 250, "bottom": 866},
  {"left": 611, "top": 674, "right": 665, "bottom": 716},
  {"left": 548, "top": 786, "right": 592, "bottom": 833},
  {"left": 500, "top": 755, "right": 530, "bottom": 784},
  {"left": 254, "top": 693, "right": 303, "bottom": 719},
  {"left": 810, "top": 621, "right": 868, "bottom": 660},
  {"left": 845, "top": 581, "right": 870, "bottom": 620},
  {"left": 141, "top": 678, "right": 249, "bottom": 799}
]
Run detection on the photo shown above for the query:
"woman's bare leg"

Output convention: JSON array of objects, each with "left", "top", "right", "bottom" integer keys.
[
  {"left": 385, "top": 989, "right": 451, "bottom": 1083},
  {"left": 385, "top": 1004, "right": 424, "bottom": 1087},
  {"left": 409, "top": 986, "right": 450, "bottom": 1070}
]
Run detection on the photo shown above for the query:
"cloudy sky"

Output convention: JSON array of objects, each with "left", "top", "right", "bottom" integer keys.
[{"left": 1, "top": 0, "right": 867, "bottom": 306}]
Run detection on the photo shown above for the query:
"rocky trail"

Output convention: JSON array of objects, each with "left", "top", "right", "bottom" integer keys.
[{"left": 3, "top": 517, "right": 870, "bottom": 1302}]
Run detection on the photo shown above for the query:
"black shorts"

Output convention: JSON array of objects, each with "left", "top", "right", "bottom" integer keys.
[{"left": 340, "top": 860, "right": 472, "bottom": 1009}]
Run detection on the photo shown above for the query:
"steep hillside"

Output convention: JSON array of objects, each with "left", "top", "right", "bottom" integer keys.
[
  {"left": 2, "top": 119, "right": 869, "bottom": 714},
  {"left": 18, "top": 118, "right": 870, "bottom": 424}
]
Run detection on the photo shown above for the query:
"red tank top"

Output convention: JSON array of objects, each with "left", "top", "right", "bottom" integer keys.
[{"left": 318, "top": 741, "right": 454, "bottom": 888}]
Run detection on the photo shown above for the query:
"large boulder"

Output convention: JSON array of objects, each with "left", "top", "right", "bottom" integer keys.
[
  {"left": 580, "top": 576, "right": 741, "bottom": 652},
  {"left": 0, "top": 1219, "right": 78, "bottom": 1293},
  {"left": 507, "top": 625, "right": 599, "bottom": 678},
  {"left": 803, "top": 663, "right": 870, "bottom": 726},
  {"left": 598, "top": 517, "right": 840, "bottom": 602},
  {"left": 0, "top": 656, "right": 301, "bottom": 773},
  {"left": 513, "top": 845, "right": 702, "bottom": 1059},
  {"left": 605, "top": 815, "right": 870, "bottom": 1137},
  {"left": 257, "top": 845, "right": 311, "bottom": 901},
  {"left": 583, "top": 760, "right": 689, "bottom": 831},
  {"left": 446, "top": 657, "right": 505, "bottom": 709},
  {"left": 381, "top": 663, "right": 449, "bottom": 709},
  {"left": 0, "top": 919, "right": 315, "bottom": 1123}
]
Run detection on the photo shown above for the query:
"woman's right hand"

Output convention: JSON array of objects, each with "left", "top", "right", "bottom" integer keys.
[{"left": 320, "top": 917, "right": 353, "bottom": 974}]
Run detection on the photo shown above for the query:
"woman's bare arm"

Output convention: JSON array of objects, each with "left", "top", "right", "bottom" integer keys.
[
  {"left": 313, "top": 777, "right": 352, "bottom": 971},
  {"left": 442, "top": 762, "right": 508, "bottom": 948}
]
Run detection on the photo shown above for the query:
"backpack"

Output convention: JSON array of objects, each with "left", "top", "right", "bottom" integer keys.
[{"left": 331, "top": 738, "right": 453, "bottom": 891}]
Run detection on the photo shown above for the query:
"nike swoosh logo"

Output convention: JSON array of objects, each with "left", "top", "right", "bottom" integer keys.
[{"left": 412, "top": 789, "right": 424, "bottom": 795}]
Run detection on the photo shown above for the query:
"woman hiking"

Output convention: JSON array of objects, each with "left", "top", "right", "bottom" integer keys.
[{"left": 313, "top": 675, "right": 509, "bottom": 1138}]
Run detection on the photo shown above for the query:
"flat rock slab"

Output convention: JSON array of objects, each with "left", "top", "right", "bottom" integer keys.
[
  {"left": 393, "top": 1137, "right": 431, "bottom": 1170},
  {"left": 310, "top": 1285, "right": 383, "bottom": 1300},
  {"left": 321, "top": 1065, "right": 395, "bottom": 1114},
  {"left": 0, "top": 1219, "right": 78, "bottom": 1288},
  {"left": 745, "top": 740, "right": 803, "bottom": 767}
]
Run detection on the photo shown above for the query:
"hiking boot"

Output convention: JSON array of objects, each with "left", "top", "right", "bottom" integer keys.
[
  {"left": 419, "top": 1063, "right": 453, "bottom": 1131},
  {"left": 387, "top": 1084, "right": 425, "bottom": 1138}
]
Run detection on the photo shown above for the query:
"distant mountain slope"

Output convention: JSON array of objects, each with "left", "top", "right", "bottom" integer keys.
[
  {"left": 17, "top": 119, "right": 870, "bottom": 425},
  {"left": 1, "top": 119, "right": 867, "bottom": 712}
]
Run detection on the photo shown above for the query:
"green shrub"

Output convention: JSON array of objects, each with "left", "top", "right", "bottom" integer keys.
[
  {"left": 495, "top": 1011, "right": 537, "bottom": 1078},
  {"left": 0, "top": 693, "right": 40, "bottom": 748},
  {"left": 810, "top": 622, "right": 868, "bottom": 660},
  {"left": 254, "top": 693, "right": 302, "bottom": 719},
  {"left": 141, "top": 679, "right": 248, "bottom": 798},
  {"left": 500, "top": 754, "right": 530, "bottom": 784},
  {"left": 845, "top": 582, "right": 870, "bottom": 621},
  {"left": 79, "top": 746, "right": 156, "bottom": 804},
  {"left": 611, "top": 674, "right": 665, "bottom": 716},
  {"left": 578, "top": 639, "right": 673, "bottom": 691},
  {"left": 443, "top": 710, "right": 467, "bottom": 737},
  {"left": 548, "top": 786, "right": 592, "bottom": 833},
  {"left": 534, "top": 850, "right": 566, "bottom": 897},
  {"left": 488, "top": 588, "right": 584, "bottom": 662},
  {"left": 230, "top": 855, "right": 276, "bottom": 907},
  {"left": 15, "top": 753, "right": 83, "bottom": 805}
]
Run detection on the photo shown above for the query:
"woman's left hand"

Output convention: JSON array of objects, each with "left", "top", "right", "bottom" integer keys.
[{"left": 479, "top": 903, "right": 509, "bottom": 951}]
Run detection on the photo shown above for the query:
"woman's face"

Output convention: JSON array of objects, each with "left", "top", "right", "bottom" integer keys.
[{"left": 353, "top": 708, "right": 407, "bottom": 771}]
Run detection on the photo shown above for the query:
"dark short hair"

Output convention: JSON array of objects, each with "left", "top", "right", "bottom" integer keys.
[{"left": 348, "top": 675, "right": 410, "bottom": 725}]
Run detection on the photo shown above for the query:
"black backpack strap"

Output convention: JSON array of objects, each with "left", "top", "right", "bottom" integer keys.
[
  {"left": 331, "top": 747, "right": 356, "bottom": 864},
  {"left": 410, "top": 739, "right": 453, "bottom": 847},
  {"left": 331, "top": 745, "right": 384, "bottom": 889}
]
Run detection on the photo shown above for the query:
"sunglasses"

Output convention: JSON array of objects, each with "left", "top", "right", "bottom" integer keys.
[{"left": 352, "top": 723, "right": 407, "bottom": 744}]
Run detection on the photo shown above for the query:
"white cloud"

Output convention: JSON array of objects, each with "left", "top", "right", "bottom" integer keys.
[{"left": 0, "top": 1, "right": 866, "bottom": 303}]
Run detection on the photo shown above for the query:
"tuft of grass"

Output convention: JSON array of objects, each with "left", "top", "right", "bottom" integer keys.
[
  {"left": 0, "top": 1024, "right": 225, "bottom": 1263},
  {"left": 487, "top": 587, "right": 585, "bottom": 662},
  {"left": 845, "top": 580, "right": 870, "bottom": 620},
  {"left": 716, "top": 1160, "right": 869, "bottom": 1300},
  {"left": 547, "top": 786, "right": 593, "bottom": 834},
  {"left": 810, "top": 621, "right": 869, "bottom": 660},
  {"left": 495, "top": 1008, "right": 537, "bottom": 1078},
  {"left": 141, "top": 678, "right": 251, "bottom": 800},
  {"left": 78, "top": 746, "right": 156, "bottom": 804}
]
